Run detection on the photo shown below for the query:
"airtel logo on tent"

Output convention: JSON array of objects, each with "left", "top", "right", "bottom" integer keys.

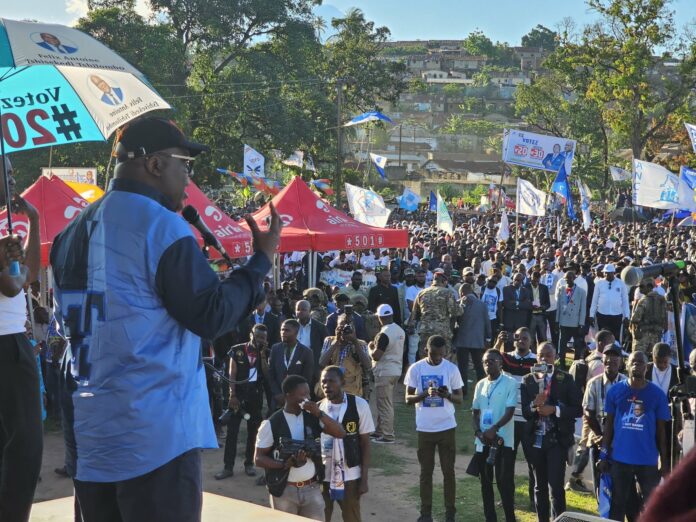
[
  {"left": 64, "top": 197, "right": 89, "bottom": 219},
  {"left": 264, "top": 214, "right": 294, "bottom": 227},
  {"left": 316, "top": 199, "right": 358, "bottom": 227},
  {"left": 204, "top": 206, "right": 223, "bottom": 222},
  {"left": 0, "top": 218, "right": 29, "bottom": 239}
]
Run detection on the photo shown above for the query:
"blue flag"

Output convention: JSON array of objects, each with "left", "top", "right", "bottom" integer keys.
[
  {"left": 399, "top": 187, "right": 421, "bottom": 212},
  {"left": 429, "top": 191, "right": 437, "bottom": 212},
  {"left": 551, "top": 165, "right": 576, "bottom": 219},
  {"left": 369, "top": 153, "right": 388, "bottom": 179}
]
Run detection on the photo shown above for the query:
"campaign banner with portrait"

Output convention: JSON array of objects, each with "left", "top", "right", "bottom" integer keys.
[
  {"left": 503, "top": 129, "right": 576, "bottom": 176},
  {"left": 320, "top": 268, "right": 376, "bottom": 291},
  {"left": 42, "top": 167, "right": 98, "bottom": 185}
]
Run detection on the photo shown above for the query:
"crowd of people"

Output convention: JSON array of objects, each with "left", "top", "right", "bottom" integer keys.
[
  {"left": 187, "top": 202, "right": 696, "bottom": 522},
  {"left": 2, "top": 118, "right": 696, "bottom": 522}
]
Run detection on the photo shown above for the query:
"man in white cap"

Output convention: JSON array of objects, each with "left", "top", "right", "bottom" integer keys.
[
  {"left": 589, "top": 263, "right": 630, "bottom": 342},
  {"left": 369, "top": 304, "right": 405, "bottom": 444}
]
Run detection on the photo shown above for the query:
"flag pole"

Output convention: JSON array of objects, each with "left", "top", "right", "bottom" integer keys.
[
  {"left": 666, "top": 169, "right": 683, "bottom": 252},
  {"left": 515, "top": 208, "right": 520, "bottom": 248}
]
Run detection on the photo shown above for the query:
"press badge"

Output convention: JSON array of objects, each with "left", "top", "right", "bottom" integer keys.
[{"left": 481, "top": 409, "right": 494, "bottom": 430}]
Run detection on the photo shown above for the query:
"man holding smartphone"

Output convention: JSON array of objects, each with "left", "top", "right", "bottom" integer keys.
[{"left": 405, "top": 335, "right": 464, "bottom": 522}]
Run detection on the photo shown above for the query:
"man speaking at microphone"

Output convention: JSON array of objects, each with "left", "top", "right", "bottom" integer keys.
[{"left": 50, "top": 117, "right": 281, "bottom": 522}]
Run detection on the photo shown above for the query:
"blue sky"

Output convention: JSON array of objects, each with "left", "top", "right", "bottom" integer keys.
[{"left": 6, "top": 1, "right": 696, "bottom": 46}]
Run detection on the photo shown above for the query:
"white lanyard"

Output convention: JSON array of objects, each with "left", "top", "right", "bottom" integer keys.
[{"left": 284, "top": 344, "right": 298, "bottom": 369}]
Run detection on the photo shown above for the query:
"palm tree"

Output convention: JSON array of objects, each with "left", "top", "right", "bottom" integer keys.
[{"left": 313, "top": 16, "right": 326, "bottom": 42}]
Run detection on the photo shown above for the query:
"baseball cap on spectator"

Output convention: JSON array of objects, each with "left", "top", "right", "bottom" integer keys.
[
  {"left": 115, "top": 117, "right": 209, "bottom": 161},
  {"left": 376, "top": 304, "right": 394, "bottom": 317},
  {"left": 463, "top": 267, "right": 475, "bottom": 275},
  {"left": 433, "top": 268, "right": 447, "bottom": 278},
  {"left": 404, "top": 268, "right": 415, "bottom": 276}
]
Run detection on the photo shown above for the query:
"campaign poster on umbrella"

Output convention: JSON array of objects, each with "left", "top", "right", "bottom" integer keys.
[
  {"left": 3, "top": 18, "right": 141, "bottom": 75},
  {"left": 503, "top": 129, "right": 576, "bottom": 175}
]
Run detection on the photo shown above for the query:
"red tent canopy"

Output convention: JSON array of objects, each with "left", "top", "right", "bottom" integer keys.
[
  {"left": 184, "top": 182, "right": 253, "bottom": 259},
  {"left": 0, "top": 176, "right": 89, "bottom": 266},
  {"left": 241, "top": 177, "right": 408, "bottom": 253}
]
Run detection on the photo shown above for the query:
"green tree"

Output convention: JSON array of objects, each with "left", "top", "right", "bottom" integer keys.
[
  {"left": 442, "top": 83, "right": 465, "bottom": 97},
  {"left": 462, "top": 30, "right": 495, "bottom": 57},
  {"left": 521, "top": 24, "right": 558, "bottom": 50},
  {"left": 559, "top": 0, "right": 696, "bottom": 159},
  {"left": 408, "top": 77, "right": 428, "bottom": 93}
]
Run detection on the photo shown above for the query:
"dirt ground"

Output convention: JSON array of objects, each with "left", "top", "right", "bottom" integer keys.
[
  {"left": 34, "top": 410, "right": 421, "bottom": 521},
  {"left": 32, "top": 382, "right": 589, "bottom": 521}
]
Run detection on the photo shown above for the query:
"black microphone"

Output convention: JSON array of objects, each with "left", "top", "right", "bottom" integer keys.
[
  {"left": 621, "top": 260, "right": 685, "bottom": 287},
  {"left": 182, "top": 205, "right": 233, "bottom": 264}
]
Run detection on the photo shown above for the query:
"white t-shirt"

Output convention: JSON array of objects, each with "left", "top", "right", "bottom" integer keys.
[
  {"left": 404, "top": 358, "right": 464, "bottom": 432},
  {"left": 481, "top": 286, "right": 500, "bottom": 320},
  {"left": 256, "top": 411, "right": 317, "bottom": 482},
  {"left": 0, "top": 289, "right": 27, "bottom": 336},
  {"left": 319, "top": 394, "right": 374, "bottom": 482}
]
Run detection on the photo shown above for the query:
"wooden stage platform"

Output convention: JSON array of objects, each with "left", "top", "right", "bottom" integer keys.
[{"left": 30, "top": 492, "right": 307, "bottom": 521}]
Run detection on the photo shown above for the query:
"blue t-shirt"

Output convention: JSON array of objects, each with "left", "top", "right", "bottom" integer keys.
[
  {"left": 472, "top": 374, "right": 518, "bottom": 451},
  {"left": 604, "top": 380, "right": 671, "bottom": 466}
]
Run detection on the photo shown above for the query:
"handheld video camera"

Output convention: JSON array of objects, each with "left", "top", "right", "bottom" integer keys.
[
  {"left": 485, "top": 436, "right": 504, "bottom": 466},
  {"left": 277, "top": 437, "right": 321, "bottom": 461}
]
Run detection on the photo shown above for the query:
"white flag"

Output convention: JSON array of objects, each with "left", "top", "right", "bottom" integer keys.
[
  {"left": 306, "top": 154, "right": 316, "bottom": 172},
  {"left": 496, "top": 211, "right": 510, "bottom": 241},
  {"left": 436, "top": 192, "right": 454, "bottom": 235},
  {"left": 685, "top": 123, "right": 696, "bottom": 153},
  {"left": 243, "top": 145, "right": 265, "bottom": 178},
  {"left": 610, "top": 166, "right": 631, "bottom": 182},
  {"left": 283, "top": 150, "right": 305, "bottom": 168},
  {"left": 516, "top": 178, "right": 547, "bottom": 216},
  {"left": 345, "top": 183, "right": 391, "bottom": 227},
  {"left": 633, "top": 159, "right": 696, "bottom": 210},
  {"left": 576, "top": 179, "right": 592, "bottom": 231}
]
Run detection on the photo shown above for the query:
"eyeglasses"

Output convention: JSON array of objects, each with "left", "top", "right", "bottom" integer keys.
[{"left": 157, "top": 152, "right": 195, "bottom": 175}]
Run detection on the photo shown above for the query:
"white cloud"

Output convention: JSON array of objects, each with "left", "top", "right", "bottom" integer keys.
[
  {"left": 64, "top": 0, "right": 151, "bottom": 22},
  {"left": 65, "top": 0, "right": 88, "bottom": 17}
]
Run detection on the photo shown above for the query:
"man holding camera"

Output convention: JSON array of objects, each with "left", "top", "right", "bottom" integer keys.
[
  {"left": 405, "top": 335, "right": 464, "bottom": 522},
  {"left": 471, "top": 349, "right": 518, "bottom": 522},
  {"left": 215, "top": 323, "right": 269, "bottom": 480},
  {"left": 320, "top": 314, "right": 372, "bottom": 397},
  {"left": 318, "top": 366, "right": 374, "bottom": 522},
  {"left": 255, "top": 375, "right": 346, "bottom": 519},
  {"left": 521, "top": 342, "right": 582, "bottom": 522}
]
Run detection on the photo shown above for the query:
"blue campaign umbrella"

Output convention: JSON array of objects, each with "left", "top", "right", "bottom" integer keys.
[
  {"left": 0, "top": 18, "right": 171, "bottom": 239},
  {"left": 343, "top": 111, "right": 394, "bottom": 127}
]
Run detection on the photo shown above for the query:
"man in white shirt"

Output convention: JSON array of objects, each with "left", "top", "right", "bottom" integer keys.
[
  {"left": 255, "top": 375, "right": 346, "bottom": 520},
  {"left": 405, "top": 335, "right": 464, "bottom": 522},
  {"left": 589, "top": 264, "right": 630, "bottom": 342},
  {"left": 318, "top": 366, "right": 373, "bottom": 522},
  {"left": 358, "top": 250, "right": 377, "bottom": 271},
  {"left": 369, "top": 305, "right": 405, "bottom": 444},
  {"left": 540, "top": 260, "right": 561, "bottom": 348}
]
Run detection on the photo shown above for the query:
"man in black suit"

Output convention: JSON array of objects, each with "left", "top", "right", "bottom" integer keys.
[
  {"left": 521, "top": 342, "right": 582, "bottom": 522},
  {"left": 238, "top": 298, "right": 281, "bottom": 347},
  {"left": 368, "top": 267, "right": 402, "bottom": 325},
  {"left": 526, "top": 271, "right": 551, "bottom": 348},
  {"left": 268, "top": 319, "right": 314, "bottom": 410},
  {"left": 295, "top": 300, "right": 328, "bottom": 390},
  {"left": 502, "top": 273, "right": 533, "bottom": 334}
]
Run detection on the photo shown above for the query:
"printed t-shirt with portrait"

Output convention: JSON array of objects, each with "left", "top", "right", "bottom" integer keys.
[
  {"left": 405, "top": 358, "right": 464, "bottom": 432},
  {"left": 604, "top": 380, "right": 671, "bottom": 466}
]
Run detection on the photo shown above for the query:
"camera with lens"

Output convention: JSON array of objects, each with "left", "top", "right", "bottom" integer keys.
[{"left": 486, "top": 436, "right": 504, "bottom": 466}]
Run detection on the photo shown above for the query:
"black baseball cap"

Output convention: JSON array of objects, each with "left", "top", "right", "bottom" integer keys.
[{"left": 115, "top": 117, "right": 210, "bottom": 161}]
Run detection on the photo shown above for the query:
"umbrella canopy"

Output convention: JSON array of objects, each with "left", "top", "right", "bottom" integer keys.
[
  {"left": 609, "top": 206, "right": 648, "bottom": 223},
  {"left": 678, "top": 216, "right": 696, "bottom": 227},
  {"left": 0, "top": 175, "right": 88, "bottom": 266},
  {"left": 184, "top": 182, "right": 253, "bottom": 259},
  {"left": 344, "top": 111, "right": 394, "bottom": 127},
  {"left": 0, "top": 18, "right": 170, "bottom": 154},
  {"left": 241, "top": 177, "right": 408, "bottom": 253}
]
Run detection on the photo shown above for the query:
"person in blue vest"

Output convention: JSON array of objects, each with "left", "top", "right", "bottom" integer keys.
[{"left": 50, "top": 117, "right": 282, "bottom": 522}]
